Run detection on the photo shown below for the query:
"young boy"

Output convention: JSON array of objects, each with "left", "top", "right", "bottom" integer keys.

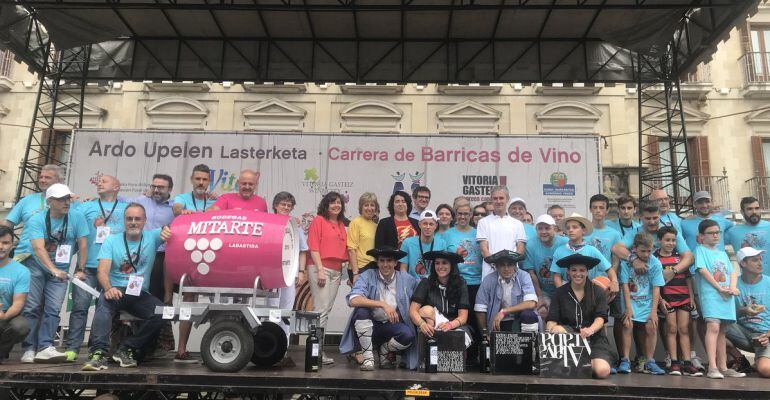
[
  {"left": 549, "top": 213, "right": 613, "bottom": 288},
  {"left": 522, "top": 214, "right": 568, "bottom": 318},
  {"left": 656, "top": 226, "right": 702, "bottom": 376},
  {"left": 607, "top": 195, "right": 642, "bottom": 237},
  {"left": 400, "top": 210, "right": 447, "bottom": 279},
  {"left": 617, "top": 233, "right": 666, "bottom": 375},
  {"left": 693, "top": 219, "right": 743, "bottom": 379}
]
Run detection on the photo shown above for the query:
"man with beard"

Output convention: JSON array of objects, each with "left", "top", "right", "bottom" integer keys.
[
  {"left": 650, "top": 189, "right": 683, "bottom": 231},
  {"left": 208, "top": 169, "right": 267, "bottom": 212},
  {"left": 82, "top": 203, "right": 171, "bottom": 371},
  {"left": 172, "top": 164, "right": 217, "bottom": 215},
  {"left": 0, "top": 225, "right": 31, "bottom": 363},
  {"left": 64, "top": 175, "right": 127, "bottom": 362},
  {"left": 681, "top": 191, "right": 734, "bottom": 252},
  {"left": 726, "top": 197, "right": 770, "bottom": 277}
]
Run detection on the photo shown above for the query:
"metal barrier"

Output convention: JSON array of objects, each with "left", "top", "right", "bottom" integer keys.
[
  {"left": 692, "top": 175, "right": 731, "bottom": 210},
  {"left": 739, "top": 52, "right": 770, "bottom": 85},
  {"left": 746, "top": 176, "right": 770, "bottom": 209}
]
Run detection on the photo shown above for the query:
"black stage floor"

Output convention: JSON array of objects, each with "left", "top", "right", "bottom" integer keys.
[{"left": 1, "top": 349, "right": 768, "bottom": 399}]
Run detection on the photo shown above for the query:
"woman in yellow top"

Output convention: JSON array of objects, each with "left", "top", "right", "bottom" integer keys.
[{"left": 347, "top": 192, "right": 380, "bottom": 285}]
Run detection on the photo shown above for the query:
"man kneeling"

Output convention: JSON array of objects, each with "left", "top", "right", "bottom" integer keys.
[
  {"left": 475, "top": 250, "right": 539, "bottom": 333},
  {"left": 83, "top": 203, "right": 171, "bottom": 370},
  {"left": 340, "top": 246, "right": 419, "bottom": 371}
]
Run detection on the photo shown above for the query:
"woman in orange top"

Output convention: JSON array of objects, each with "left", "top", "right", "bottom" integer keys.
[{"left": 307, "top": 191, "right": 348, "bottom": 365}]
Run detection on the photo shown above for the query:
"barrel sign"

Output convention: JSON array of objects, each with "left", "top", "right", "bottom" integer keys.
[{"left": 165, "top": 210, "right": 299, "bottom": 289}]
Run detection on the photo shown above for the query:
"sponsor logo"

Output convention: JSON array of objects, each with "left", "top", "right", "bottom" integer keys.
[
  {"left": 391, "top": 171, "right": 424, "bottom": 194},
  {"left": 543, "top": 172, "right": 576, "bottom": 196},
  {"left": 461, "top": 175, "right": 507, "bottom": 196},
  {"left": 300, "top": 167, "right": 353, "bottom": 203}
]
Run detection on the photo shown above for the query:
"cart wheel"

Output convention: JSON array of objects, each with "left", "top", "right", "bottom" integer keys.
[
  {"left": 251, "top": 321, "right": 288, "bottom": 367},
  {"left": 201, "top": 320, "right": 254, "bottom": 372}
]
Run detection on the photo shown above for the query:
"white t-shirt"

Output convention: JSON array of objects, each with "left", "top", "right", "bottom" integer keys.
[{"left": 476, "top": 214, "right": 528, "bottom": 279}]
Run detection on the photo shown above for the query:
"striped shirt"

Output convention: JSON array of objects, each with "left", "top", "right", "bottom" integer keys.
[{"left": 654, "top": 249, "right": 691, "bottom": 307}]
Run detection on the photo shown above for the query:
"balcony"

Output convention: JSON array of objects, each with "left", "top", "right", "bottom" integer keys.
[
  {"left": 739, "top": 52, "right": 770, "bottom": 98},
  {"left": 0, "top": 50, "right": 14, "bottom": 92},
  {"left": 692, "top": 174, "right": 731, "bottom": 211},
  {"left": 679, "top": 63, "right": 712, "bottom": 100},
  {"left": 746, "top": 177, "right": 770, "bottom": 210}
]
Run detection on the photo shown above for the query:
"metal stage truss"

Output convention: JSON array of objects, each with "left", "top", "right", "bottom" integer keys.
[{"left": 0, "top": 0, "right": 761, "bottom": 210}]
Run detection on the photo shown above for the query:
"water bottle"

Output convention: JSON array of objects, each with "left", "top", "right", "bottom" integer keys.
[
  {"left": 479, "top": 329, "right": 491, "bottom": 373},
  {"left": 425, "top": 336, "right": 438, "bottom": 373},
  {"left": 305, "top": 324, "right": 320, "bottom": 372}
]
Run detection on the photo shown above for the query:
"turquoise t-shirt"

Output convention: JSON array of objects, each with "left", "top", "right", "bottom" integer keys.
[
  {"left": 523, "top": 224, "right": 535, "bottom": 243},
  {"left": 693, "top": 246, "right": 736, "bottom": 321},
  {"left": 521, "top": 235, "right": 568, "bottom": 296},
  {"left": 173, "top": 192, "right": 217, "bottom": 212},
  {"left": 620, "top": 255, "right": 665, "bottom": 322},
  {"left": 0, "top": 260, "right": 30, "bottom": 312},
  {"left": 399, "top": 236, "right": 447, "bottom": 279},
  {"left": 680, "top": 215, "right": 734, "bottom": 252},
  {"left": 660, "top": 212, "right": 683, "bottom": 231},
  {"left": 736, "top": 275, "right": 770, "bottom": 333},
  {"left": 98, "top": 228, "right": 163, "bottom": 290},
  {"left": 443, "top": 227, "right": 482, "bottom": 285},
  {"left": 586, "top": 225, "right": 623, "bottom": 266},
  {"left": 7, "top": 192, "right": 47, "bottom": 255},
  {"left": 25, "top": 210, "right": 89, "bottom": 269},
  {"left": 79, "top": 199, "right": 128, "bottom": 268},
  {"left": 725, "top": 221, "right": 770, "bottom": 276},
  {"left": 621, "top": 225, "right": 690, "bottom": 254},
  {"left": 606, "top": 219, "right": 642, "bottom": 238},
  {"left": 549, "top": 243, "right": 611, "bottom": 281}
]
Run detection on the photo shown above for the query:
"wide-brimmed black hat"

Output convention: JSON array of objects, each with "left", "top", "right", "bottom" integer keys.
[
  {"left": 555, "top": 253, "right": 601, "bottom": 270},
  {"left": 366, "top": 246, "right": 407, "bottom": 260},
  {"left": 423, "top": 250, "right": 464, "bottom": 264},
  {"left": 484, "top": 250, "right": 525, "bottom": 265}
]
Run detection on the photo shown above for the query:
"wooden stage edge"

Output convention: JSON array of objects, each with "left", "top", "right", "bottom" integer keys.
[{"left": 1, "top": 349, "right": 769, "bottom": 399}]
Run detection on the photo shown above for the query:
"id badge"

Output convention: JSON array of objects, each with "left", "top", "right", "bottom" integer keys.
[
  {"left": 95, "top": 226, "right": 110, "bottom": 244},
  {"left": 55, "top": 244, "right": 72, "bottom": 264},
  {"left": 126, "top": 274, "right": 144, "bottom": 296}
]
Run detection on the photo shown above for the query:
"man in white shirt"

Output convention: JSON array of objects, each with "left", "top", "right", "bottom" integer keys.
[{"left": 476, "top": 186, "right": 527, "bottom": 280}]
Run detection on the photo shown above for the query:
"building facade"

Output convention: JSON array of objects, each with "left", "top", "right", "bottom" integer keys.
[{"left": 1, "top": 6, "right": 770, "bottom": 215}]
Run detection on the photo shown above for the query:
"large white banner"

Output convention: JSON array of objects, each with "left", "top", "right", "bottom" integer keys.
[{"left": 69, "top": 130, "right": 601, "bottom": 220}]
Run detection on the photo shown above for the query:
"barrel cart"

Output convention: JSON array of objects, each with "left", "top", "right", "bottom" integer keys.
[
  {"left": 158, "top": 209, "right": 319, "bottom": 372},
  {"left": 155, "top": 274, "right": 319, "bottom": 372}
]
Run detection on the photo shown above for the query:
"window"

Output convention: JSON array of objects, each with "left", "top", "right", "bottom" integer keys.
[
  {"left": 763, "top": 140, "right": 770, "bottom": 177},
  {"left": 749, "top": 26, "right": 770, "bottom": 80}
]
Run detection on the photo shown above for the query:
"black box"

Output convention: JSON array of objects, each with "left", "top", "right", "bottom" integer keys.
[
  {"left": 538, "top": 332, "right": 592, "bottom": 379},
  {"left": 490, "top": 331, "right": 536, "bottom": 375},
  {"left": 417, "top": 330, "right": 466, "bottom": 372}
]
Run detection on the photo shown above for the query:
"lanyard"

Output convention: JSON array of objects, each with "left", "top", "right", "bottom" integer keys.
[
  {"left": 98, "top": 199, "right": 118, "bottom": 224},
  {"left": 191, "top": 192, "right": 208, "bottom": 212},
  {"left": 419, "top": 238, "right": 435, "bottom": 265},
  {"left": 45, "top": 211, "right": 68, "bottom": 246},
  {"left": 123, "top": 232, "right": 144, "bottom": 270},
  {"left": 619, "top": 221, "right": 632, "bottom": 237}
]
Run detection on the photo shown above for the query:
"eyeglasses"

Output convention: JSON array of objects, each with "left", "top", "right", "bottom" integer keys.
[
  {"left": 456, "top": 212, "right": 471, "bottom": 217},
  {"left": 150, "top": 185, "right": 168, "bottom": 190},
  {"left": 704, "top": 230, "right": 721, "bottom": 235},
  {"left": 473, "top": 212, "right": 485, "bottom": 217},
  {"left": 415, "top": 195, "right": 431, "bottom": 200}
]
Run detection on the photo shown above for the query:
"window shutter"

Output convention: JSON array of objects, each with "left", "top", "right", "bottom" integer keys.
[{"left": 751, "top": 136, "right": 765, "bottom": 176}]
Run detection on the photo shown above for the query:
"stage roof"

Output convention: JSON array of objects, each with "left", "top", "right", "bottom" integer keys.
[{"left": 0, "top": 0, "right": 760, "bottom": 83}]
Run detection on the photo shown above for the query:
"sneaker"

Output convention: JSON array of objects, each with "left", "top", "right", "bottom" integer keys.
[
  {"left": 20, "top": 350, "right": 35, "bottom": 364},
  {"left": 690, "top": 355, "right": 705, "bottom": 372},
  {"left": 669, "top": 361, "right": 682, "bottom": 376},
  {"left": 82, "top": 351, "right": 109, "bottom": 371},
  {"left": 360, "top": 358, "right": 374, "bottom": 371},
  {"left": 681, "top": 362, "right": 703, "bottom": 377},
  {"left": 112, "top": 348, "right": 138, "bottom": 368},
  {"left": 34, "top": 346, "right": 67, "bottom": 363},
  {"left": 707, "top": 368, "right": 724, "bottom": 379},
  {"left": 664, "top": 354, "right": 672, "bottom": 369},
  {"left": 634, "top": 357, "right": 647, "bottom": 373},
  {"left": 617, "top": 358, "right": 631, "bottom": 374},
  {"left": 644, "top": 360, "right": 666, "bottom": 375},
  {"left": 720, "top": 368, "right": 746, "bottom": 378},
  {"left": 321, "top": 355, "right": 335, "bottom": 365},
  {"left": 729, "top": 355, "right": 753, "bottom": 374},
  {"left": 610, "top": 366, "right": 617, "bottom": 375},
  {"left": 173, "top": 352, "right": 198, "bottom": 364},
  {"left": 65, "top": 350, "right": 78, "bottom": 362}
]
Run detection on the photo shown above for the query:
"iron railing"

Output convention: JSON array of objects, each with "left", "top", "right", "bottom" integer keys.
[
  {"left": 746, "top": 176, "right": 770, "bottom": 210},
  {"left": 739, "top": 52, "right": 770, "bottom": 85},
  {"left": 0, "top": 49, "right": 14, "bottom": 77},
  {"left": 684, "top": 63, "right": 711, "bottom": 83}
]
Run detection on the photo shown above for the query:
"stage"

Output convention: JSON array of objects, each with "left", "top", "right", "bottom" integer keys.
[{"left": 1, "top": 349, "right": 769, "bottom": 399}]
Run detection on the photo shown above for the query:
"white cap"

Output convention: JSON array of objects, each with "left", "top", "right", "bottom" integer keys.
[
  {"left": 534, "top": 214, "right": 556, "bottom": 226},
  {"left": 45, "top": 183, "right": 74, "bottom": 199},
  {"left": 419, "top": 209, "right": 438, "bottom": 221},
  {"left": 693, "top": 191, "right": 712, "bottom": 203},
  {"left": 737, "top": 247, "right": 766, "bottom": 263},
  {"left": 509, "top": 197, "right": 527, "bottom": 207}
]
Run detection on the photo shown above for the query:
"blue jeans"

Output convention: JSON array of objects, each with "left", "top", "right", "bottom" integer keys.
[
  {"left": 89, "top": 288, "right": 164, "bottom": 355},
  {"left": 21, "top": 257, "right": 68, "bottom": 351},
  {"left": 64, "top": 268, "right": 98, "bottom": 352},
  {"left": 351, "top": 307, "right": 415, "bottom": 347}
]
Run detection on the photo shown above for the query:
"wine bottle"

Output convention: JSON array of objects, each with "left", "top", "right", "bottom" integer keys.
[{"left": 305, "top": 324, "right": 320, "bottom": 372}]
